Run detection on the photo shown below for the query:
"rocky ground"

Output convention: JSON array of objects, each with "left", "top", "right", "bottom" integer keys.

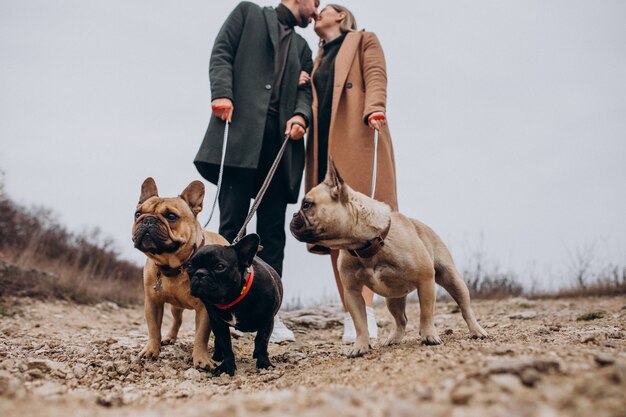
[{"left": 1, "top": 296, "right": 625, "bottom": 417}]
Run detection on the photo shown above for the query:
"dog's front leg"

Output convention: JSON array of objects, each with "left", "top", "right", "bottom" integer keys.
[
  {"left": 416, "top": 279, "right": 442, "bottom": 345},
  {"left": 139, "top": 296, "right": 163, "bottom": 360},
  {"left": 162, "top": 305, "right": 183, "bottom": 345},
  {"left": 344, "top": 285, "right": 370, "bottom": 357},
  {"left": 192, "top": 306, "right": 214, "bottom": 370},
  {"left": 210, "top": 317, "right": 236, "bottom": 376}
]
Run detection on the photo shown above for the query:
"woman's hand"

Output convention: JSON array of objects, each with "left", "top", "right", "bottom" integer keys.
[
  {"left": 211, "top": 98, "right": 234, "bottom": 122},
  {"left": 368, "top": 112, "right": 387, "bottom": 130},
  {"left": 285, "top": 115, "right": 307, "bottom": 140},
  {"left": 298, "top": 71, "right": 311, "bottom": 86}
]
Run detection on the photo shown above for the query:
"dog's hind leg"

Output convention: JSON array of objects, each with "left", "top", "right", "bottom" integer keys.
[
  {"left": 434, "top": 263, "right": 488, "bottom": 339},
  {"left": 162, "top": 305, "right": 183, "bottom": 345},
  {"left": 382, "top": 296, "right": 408, "bottom": 346},
  {"left": 253, "top": 319, "right": 274, "bottom": 369}
]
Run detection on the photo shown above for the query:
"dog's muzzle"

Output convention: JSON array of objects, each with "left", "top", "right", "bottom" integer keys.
[{"left": 289, "top": 211, "right": 317, "bottom": 243}]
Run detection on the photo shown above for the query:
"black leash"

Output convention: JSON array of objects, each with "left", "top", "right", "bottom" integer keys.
[{"left": 231, "top": 133, "right": 291, "bottom": 244}]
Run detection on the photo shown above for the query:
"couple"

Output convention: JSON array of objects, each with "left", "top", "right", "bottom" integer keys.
[{"left": 194, "top": 0, "right": 398, "bottom": 343}]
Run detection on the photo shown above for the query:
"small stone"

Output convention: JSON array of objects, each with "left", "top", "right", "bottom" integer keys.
[
  {"left": 509, "top": 311, "right": 538, "bottom": 320},
  {"left": 73, "top": 364, "right": 87, "bottom": 379},
  {"left": 102, "top": 361, "right": 116, "bottom": 373},
  {"left": 26, "top": 358, "right": 51, "bottom": 371},
  {"left": 594, "top": 352, "right": 615, "bottom": 366},
  {"left": 450, "top": 385, "right": 476, "bottom": 405},
  {"left": 519, "top": 368, "right": 542, "bottom": 387},
  {"left": 579, "top": 331, "right": 607, "bottom": 344},
  {"left": 32, "top": 381, "right": 66, "bottom": 397},
  {"left": 183, "top": 368, "right": 201, "bottom": 381},
  {"left": 444, "top": 329, "right": 454, "bottom": 335},
  {"left": 0, "top": 359, "right": 15, "bottom": 371},
  {"left": 490, "top": 373, "right": 524, "bottom": 392},
  {"left": 114, "top": 361, "right": 130, "bottom": 376}
]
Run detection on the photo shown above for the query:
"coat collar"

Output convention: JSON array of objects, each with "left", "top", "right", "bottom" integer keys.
[{"left": 263, "top": 7, "right": 279, "bottom": 52}]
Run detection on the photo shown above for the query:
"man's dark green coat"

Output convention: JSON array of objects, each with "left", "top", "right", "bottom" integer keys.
[{"left": 194, "top": 1, "right": 313, "bottom": 203}]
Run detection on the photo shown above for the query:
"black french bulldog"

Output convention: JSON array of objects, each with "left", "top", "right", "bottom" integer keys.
[{"left": 188, "top": 233, "right": 283, "bottom": 376}]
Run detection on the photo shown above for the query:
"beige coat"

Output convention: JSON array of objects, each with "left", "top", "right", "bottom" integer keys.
[{"left": 305, "top": 31, "right": 398, "bottom": 211}]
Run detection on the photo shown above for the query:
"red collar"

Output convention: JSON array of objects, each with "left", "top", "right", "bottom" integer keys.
[{"left": 214, "top": 265, "right": 255, "bottom": 310}]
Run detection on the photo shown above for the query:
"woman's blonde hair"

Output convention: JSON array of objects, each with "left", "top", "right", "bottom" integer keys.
[
  {"left": 327, "top": 4, "right": 357, "bottom": 34},
  {"left": 315, "top": 4, "right": 358, "bottom": 63}
]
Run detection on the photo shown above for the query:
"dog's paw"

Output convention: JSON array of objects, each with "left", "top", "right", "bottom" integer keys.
[
  {"left": 137, "top": 342, "right": 160, "bottom": 361},
  {"left": 193, "top": 351, "right": 216, "bottom": 371},
  {"left": 382, "top": 334, "right": 403, "bottom": 347},
  {"left": 256, "top": 356, "right": 274, "bottom": 369},
  {"left": 212, "top": 361, "right": 236, "bottom": 377},
  {"left": 421, "top": 334, "right": 442, "bottom": 346},
  {"left": 346, "top": 341, "right": 371, "bottom": 358},
  {"left": 469, "top": 326, "right": 489, "bottom": 339},
  {"left": 161, "top": 336, "right": 177, "bottom": 346}
]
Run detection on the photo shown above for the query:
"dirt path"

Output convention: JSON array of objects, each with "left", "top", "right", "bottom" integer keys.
[{"left": 1, "top": 296, "right": 625, "bottom": 417}]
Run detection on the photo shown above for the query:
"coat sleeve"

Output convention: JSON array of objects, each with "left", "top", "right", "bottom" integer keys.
[
  {"left": 209, "top": 2, "right": 250, "bottom": 101},
  {"left": 292, "top": 43, "right": 313, "bottom": 126},
  {"left": 361, "top": 32, "right": 388, "bottom": 124}
]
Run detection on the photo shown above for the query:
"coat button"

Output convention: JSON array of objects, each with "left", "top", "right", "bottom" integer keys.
[
  {"left": 345, "top": 82, "right": 353, "bottom": 89},
  {"left": 265, "top": 84, "right": 272, "bottom": 90}
]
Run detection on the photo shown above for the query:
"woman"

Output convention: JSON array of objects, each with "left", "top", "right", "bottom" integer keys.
[{"left": 304, "top": 4, "right": 399, "bottom": 342}]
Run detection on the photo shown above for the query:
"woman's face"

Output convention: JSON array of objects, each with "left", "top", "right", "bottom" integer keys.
[{"left": 314, "top": 6, "right": 344, "bottom": 34}]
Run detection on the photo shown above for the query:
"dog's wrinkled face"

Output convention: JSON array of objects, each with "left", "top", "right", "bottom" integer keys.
[
  {"left": 188, "top": 234, "right": 260, "bottom": 306},
  {"left": 290, "top": 159, "right": 355, "bottom": 247},
  {"left": 132, "top": 177, "right": 204, "bottom": 258}
]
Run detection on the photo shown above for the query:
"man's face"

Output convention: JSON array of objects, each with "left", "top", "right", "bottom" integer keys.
[{"left": 296, "top": 0, "right": 320, "bottom": 28}]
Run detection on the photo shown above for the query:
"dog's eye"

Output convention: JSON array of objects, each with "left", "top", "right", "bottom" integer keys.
[
  {"left": 302, "top": 200, "right": 314, "bottom": 210},
  {"left": 166, "top": 212, "right": 178, "bottom": 222},
  {"left": 134, "top": 211, "right": 141, "bottom": 219},
  {"left": 214, "top": 263, "right": 226, "bottom": 272}
]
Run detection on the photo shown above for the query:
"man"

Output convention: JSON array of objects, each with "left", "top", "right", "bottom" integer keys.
[{"left": 194, "top": 0, "right": 319, "bottom": 342}]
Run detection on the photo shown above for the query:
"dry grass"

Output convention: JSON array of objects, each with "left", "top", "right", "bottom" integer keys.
[{"left": 0, "top": 192, "right": 143, "bottom": 306}]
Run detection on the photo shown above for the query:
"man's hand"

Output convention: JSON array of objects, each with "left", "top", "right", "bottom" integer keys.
[
  {"left": 285, "top": 115, "right": 307, "bottom": 140},
  {"left": 211, "top": 98, "right": 234, "bottom": 122},
  {"left": 367, "top": 112, "right": 387, "bottom": 130},
  {"left": 298, "top": 71, "right": 311, "bottom": 86}
]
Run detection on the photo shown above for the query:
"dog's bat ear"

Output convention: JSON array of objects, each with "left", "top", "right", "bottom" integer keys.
[
  {"left": 180, "top": 181, "right": 205, "bottom": 216},
  {"left": 325, "top": 157, "right": 348, "bottom": 202},
  {"left": 139, "top": 177, "right": 159, "bottom": 204},
  {"left": 233, "top": 234, "right": 260, "bottom": 267}
]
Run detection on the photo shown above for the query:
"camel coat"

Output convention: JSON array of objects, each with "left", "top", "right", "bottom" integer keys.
[{"left": 305, "top": 31, "right": 398, "bottom": 211}]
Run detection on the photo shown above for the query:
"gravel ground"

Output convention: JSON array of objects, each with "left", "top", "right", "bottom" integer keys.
[{"left": 1, "top": 296, "right": 625, "bottom": 417}]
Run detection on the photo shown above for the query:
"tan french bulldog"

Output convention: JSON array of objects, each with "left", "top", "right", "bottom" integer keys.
[
  {"left": 132, "top": 177, "right": 228, "bottom": 369},
  {"left": 290, "top": 159, "right": 488, "bottom": 357}
]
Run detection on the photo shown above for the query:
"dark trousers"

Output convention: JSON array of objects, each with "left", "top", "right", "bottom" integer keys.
[{"left": 218, "top": 113, "right": 287, "bottom": 277}]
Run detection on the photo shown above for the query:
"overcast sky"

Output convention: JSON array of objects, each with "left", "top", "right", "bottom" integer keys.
[{"left": 1, "top": 0, "right": 625, "bottom": 305}]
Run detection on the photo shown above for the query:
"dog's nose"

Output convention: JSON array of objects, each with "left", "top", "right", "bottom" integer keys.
[{"left": 290, "top": 213, "right": 304, "bottom": 230}]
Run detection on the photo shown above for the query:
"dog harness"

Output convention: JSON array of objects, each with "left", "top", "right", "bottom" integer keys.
[
  {"left": 153, "top": 237, "right": 206, "bottom": 292},
  {"left": 347, "top": 220, "right": 392, "bottom": 259},
  {"left": 214, "top": 265, "right": 255, "bottom": 310}
]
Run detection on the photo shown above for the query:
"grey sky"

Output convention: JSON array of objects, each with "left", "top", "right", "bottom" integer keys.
[{"left": 1, "top": 1, "right": 625, "bottom": 304}]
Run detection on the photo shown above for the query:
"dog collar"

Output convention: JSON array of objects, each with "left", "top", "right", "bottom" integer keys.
[
  {"left": 347, "top": 220, "right": 391, "bottom": 259},
  {"left": 154, "top": 237, "right": 206, "bottom": 291},
  {"left": 214, "top": 265, "right": 255, "bottom": 310}
]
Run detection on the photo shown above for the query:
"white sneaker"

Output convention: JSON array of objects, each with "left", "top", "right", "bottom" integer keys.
[
  {"left": 270, "top": 315, "right": 295, "bottom": 343},
  {"left": 342, "top": 307, "right": 378, "bottom": 343}
]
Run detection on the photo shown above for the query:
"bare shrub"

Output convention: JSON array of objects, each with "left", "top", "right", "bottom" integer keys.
[{"left": 0, "top": 191, "right": 142, "bottom": 306}]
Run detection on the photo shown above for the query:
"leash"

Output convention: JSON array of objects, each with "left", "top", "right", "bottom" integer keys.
[
  {"left": 368, "top": 114, "right": 385, "bottom": 198},
  {"left": 232, "top": 132, "right": 291, "bottom": 245},
  {"left": 371, "top": 128, "right": 378, "bottom": 198},
  {"left": 204, "top": 117, "right": 230, "bottom": 228}
]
